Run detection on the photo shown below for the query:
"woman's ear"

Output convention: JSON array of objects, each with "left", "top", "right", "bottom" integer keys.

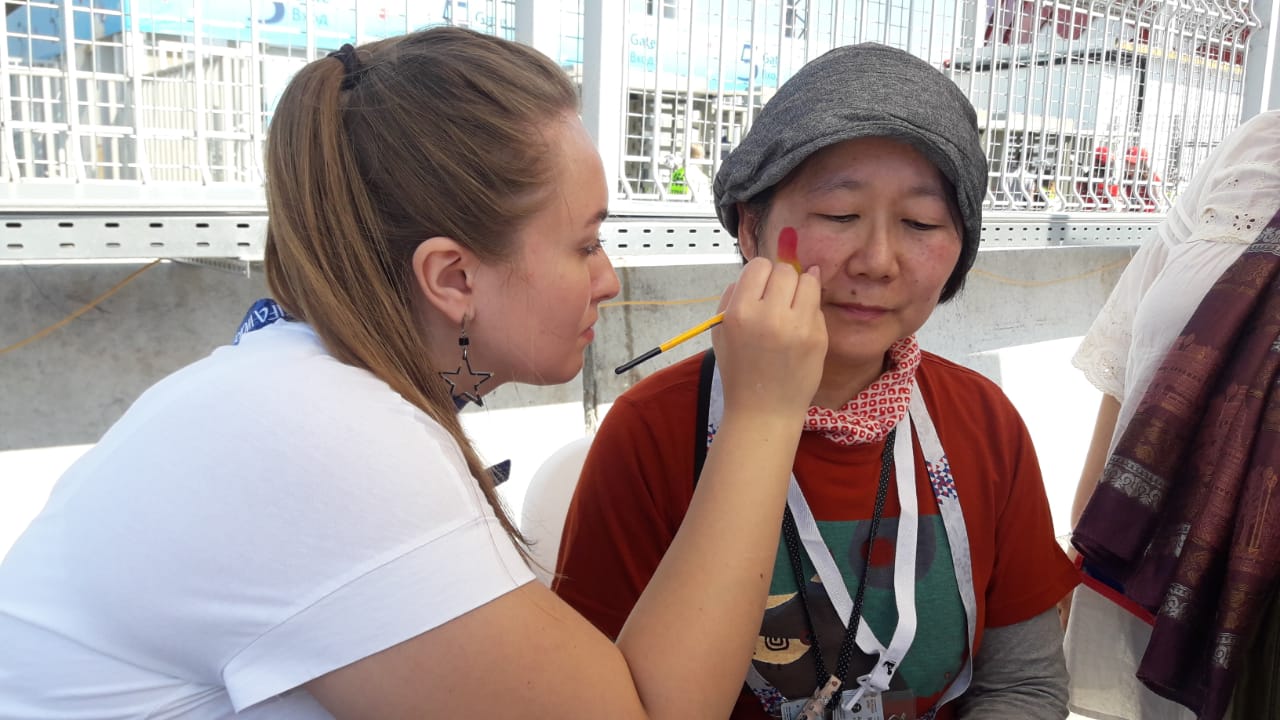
[
  {"left": 736, "top": 202, "right": 761, "bottom": 261},
  {"left": 411, "top": 237, "right": 479, "bottom": 325}
]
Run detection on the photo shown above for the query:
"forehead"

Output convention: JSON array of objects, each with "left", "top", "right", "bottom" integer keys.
[
  {"left": 787, "top": 136, "right": 947, "bottom": 193},
  {"left": 516, "top": 116, "right": 605, "bottom": 240}
]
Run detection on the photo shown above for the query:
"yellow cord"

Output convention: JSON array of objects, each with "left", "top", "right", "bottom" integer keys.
[
  {"left": 0, "top": 260, "right": 162, "bottom": 357},
  {"left": 600, "top": 295, "right": 720, "bottom": 309},
  {"left": 0, "top": 257, "right": 1126, "bottom": 356},
  {"left": 968, "top": 259, "right": 1131, "bottom": 288},
  {"left": 601, "top": 259, "right": 1129, "bottom": 310}
]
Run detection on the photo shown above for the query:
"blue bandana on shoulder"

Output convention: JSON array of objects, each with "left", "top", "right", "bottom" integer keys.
[
  {"left": 233, "top": 298, "right": 512, "bottom": 484},
  {"left": 233, "top": 298, "right": 293, "bottom": 345}
]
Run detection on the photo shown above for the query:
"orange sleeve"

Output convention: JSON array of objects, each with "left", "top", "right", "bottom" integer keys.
[
  {"left": 982, "top": 407, "right": 1081, "bottom": 628},
  {"left": 552, "top": 392, "right": 694, "bottom": 639}
]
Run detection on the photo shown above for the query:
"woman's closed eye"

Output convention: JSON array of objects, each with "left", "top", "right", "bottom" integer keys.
[
  {"left": 904, "top": 219, "right": 945, "bottom": 231},
  {"left": 820, "top": 213, "right": 859, "bottom": 223}
]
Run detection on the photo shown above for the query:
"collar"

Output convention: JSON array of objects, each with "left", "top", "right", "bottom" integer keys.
[{"left": 803, "top": 336, "right": 922, "bottom": 446}]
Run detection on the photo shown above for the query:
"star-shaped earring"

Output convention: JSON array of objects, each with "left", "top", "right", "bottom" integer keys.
[{"left": 440, "top": 328, "right": 492, "bottom": 407}]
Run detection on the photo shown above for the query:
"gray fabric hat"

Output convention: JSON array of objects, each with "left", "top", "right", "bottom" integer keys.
[{"left": 713, "top": 42, "right": 987, "bottom": 301}]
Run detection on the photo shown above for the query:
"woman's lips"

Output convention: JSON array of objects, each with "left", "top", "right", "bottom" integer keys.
[{"left": 829, "top": 302, "right": 889, "bottom": 320}]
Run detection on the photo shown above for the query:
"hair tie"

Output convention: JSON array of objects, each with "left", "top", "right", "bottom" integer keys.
[{"left": 327, "top": 43, "right": 363, "bottom": 91}]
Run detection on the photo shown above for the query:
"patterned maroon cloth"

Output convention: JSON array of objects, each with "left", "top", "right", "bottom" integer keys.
[
  {"left": 1073, "top": 205, "right": 1280, "bottom": 720},
  {"left": 804, "top": 336, "right": 921, "bottom": 445}
]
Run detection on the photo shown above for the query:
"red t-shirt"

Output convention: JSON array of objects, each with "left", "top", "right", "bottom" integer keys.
[{"left": 555, "top": 351, "right": 1079, "bottom": 719}]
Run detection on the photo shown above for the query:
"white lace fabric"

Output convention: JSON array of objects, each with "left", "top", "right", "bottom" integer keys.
[
  {"left": 1065, "top": 109, "right": 1280, "bottom": 720},
  {"left": 1074, "top": 110, "right": 1280, "bottom": 406}
]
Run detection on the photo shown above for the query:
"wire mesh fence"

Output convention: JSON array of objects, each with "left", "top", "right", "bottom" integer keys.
[{"left": 0, "top": 0, "right": 1263, "bottom": 218}]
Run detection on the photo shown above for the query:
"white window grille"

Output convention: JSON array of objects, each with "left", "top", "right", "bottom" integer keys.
[
  {"left": 1, "top": 0, "right": 517, "bottom": 204},
  {"left": 0, "top": 0, "right": 1272, "bottom": 260},
  {"left": 952, "top": 0, "right": 1259, "bottom": 212},
  {"left": 784, "top": 0, "right": 807, "bottom": 38},
  {"left": 642, "top": 0, "right": 681, "bottom": 20},
  {"left": 605, "top": 0, "right": 1259, "bottom": 214}
]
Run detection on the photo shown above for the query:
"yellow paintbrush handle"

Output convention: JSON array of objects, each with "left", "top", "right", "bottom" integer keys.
[
  {"left": 658, "top": 311, "right": 724, "bottom": 352},
  {"left": 615, "top": 249, "right": 805, "bottom": 375}
]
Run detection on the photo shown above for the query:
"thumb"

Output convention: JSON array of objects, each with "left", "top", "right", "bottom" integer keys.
[{"left": 717, "top": 282, "right": 737, "bottom": 314}]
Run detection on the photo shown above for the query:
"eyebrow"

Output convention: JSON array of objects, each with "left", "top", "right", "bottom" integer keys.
[
  {"left": 586, "top": 209, "right": 609, "bottom": 228},
  {"left": 807, "top": 177, "right": 948, "bottom": 201}
]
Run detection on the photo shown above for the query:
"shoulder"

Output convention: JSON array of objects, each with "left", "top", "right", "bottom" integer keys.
[
  {"left": 616, "top": 352, "right": 706, "bottom": 404},
  {"left": 587, "top": 353, "right": 707, "bottom": 475},
  {"left": 92, "top": 322, "right": 476, "bottom": 514},
  {"left": 918, "top": 352, "right": 1014, "bottom": 411},
  {"left": 18, "top": 322, "right": 529, "bottom": 702},
  {"left": 1229, "top": 109, "right": 1280, "bottom": 148},
  {"left": 1199, "top": 110, "right": 1280, "bottom": 183},
  {"left": 606, "top": 352, "right": 706, "bottom": 424},
  {"left": 916, "top": 352, "right": 1028, "bottom": 446},
  {"left": 175, "top": 323, "right": 451, "bottom": 448}
]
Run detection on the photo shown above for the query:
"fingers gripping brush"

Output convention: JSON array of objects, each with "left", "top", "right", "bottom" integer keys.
[{"left": 614, "top": 227, "right": 804, "bottom": 374}]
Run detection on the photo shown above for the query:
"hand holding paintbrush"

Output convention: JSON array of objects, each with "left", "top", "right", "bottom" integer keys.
[
  {"left": 706, "top": 243, "right": 826, "bottom": 421},
  {"left": 615, "top": 226, "right": 808, "bottom": 374}
]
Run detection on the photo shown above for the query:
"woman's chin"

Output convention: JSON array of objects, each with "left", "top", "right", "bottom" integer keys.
[
  {"left": 517, "top": 359, "right": 585, "bottom": 387},
  {"left": 825, "top": 338, "right": 897, "bottom": 368}
]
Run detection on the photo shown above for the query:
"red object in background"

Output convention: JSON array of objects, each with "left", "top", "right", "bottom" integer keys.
[
  {"left": 1121, "top": 146, "right": 1160, "bottom": 212},
  {"left": 1199, "top": 27, "right": 1250, "bottom": 65},
  {"left": 1124, "top": 146, "right": 1149, "bottom": 167},
  {"left": 984, "top": 0, "right": 1091, "bottom": 45},
  {"left": 1076, "top": 146, "right": 1119, "bottom": 209}
]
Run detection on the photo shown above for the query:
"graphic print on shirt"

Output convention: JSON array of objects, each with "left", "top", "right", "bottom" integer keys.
[{"left": 752, "top": 515, "right": 967, "bottom": 719}]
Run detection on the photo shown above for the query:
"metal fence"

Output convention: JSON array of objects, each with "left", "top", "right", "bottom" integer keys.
[
  {"left": 0, "top": 0, "right": 1272, "bottom": 260},
  {"left": 608, "top": 0, "right": 1261, "bottom": 213},
  {"left": 2, "top": 0, "right": 526, "bottom": 191}
]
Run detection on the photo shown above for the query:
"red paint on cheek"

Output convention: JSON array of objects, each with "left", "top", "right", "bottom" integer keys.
[{"left": 777, "top": 226, "right": 803, "bottom": 273}]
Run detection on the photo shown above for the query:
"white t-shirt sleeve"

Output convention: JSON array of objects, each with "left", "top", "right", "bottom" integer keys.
[
  {"left": 1072, "top": 237, "right": 1170, "bottom": 400},
  {"left": 41, "top": 324, "right": 534, "bottom": 713},
  {"left": 218, "top": 406, "right": 534, "bottom": 710}
]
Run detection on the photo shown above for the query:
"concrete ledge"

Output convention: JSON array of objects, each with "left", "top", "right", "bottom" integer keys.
[{"left": 0, "top": 243, "right": 1134, "bottom": 451}]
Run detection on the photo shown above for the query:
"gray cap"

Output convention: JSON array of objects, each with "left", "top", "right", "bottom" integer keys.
[{"left": 713, "top": 42, "right": 986, "bottom": 301}]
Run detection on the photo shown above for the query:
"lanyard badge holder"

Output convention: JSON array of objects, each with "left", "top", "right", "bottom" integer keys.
[
  {"left": 779, "top": 412, "right": 921, "bottom": 720},
  {"left": 706, "top": 367, "right": 978, "bottom": 720}
]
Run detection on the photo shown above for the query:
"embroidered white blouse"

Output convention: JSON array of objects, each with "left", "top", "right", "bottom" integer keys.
[{"left": 1074, "top": 110, "right": 1280, "bottom": 452}]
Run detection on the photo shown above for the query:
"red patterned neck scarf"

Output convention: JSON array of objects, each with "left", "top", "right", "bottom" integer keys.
[{"left": 804, "top": 336, "right": 921, "bottom": 446}]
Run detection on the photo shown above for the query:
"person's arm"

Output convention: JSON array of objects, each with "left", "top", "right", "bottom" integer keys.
[
  {"left": 1058, "top": 393, "right": 1120, "bottom": 627},
  {"left": 1071, "top": 394, "right": 1122, "bottom": 529},
  {"left": 955, "top": 609, "right": 1069, "bottom": 720},
  {"left": 975, "top": 386, "right": 1079, "bottom": 679},
  {"left": 305, "top": 258, "right": 827, "bottom": 720}
]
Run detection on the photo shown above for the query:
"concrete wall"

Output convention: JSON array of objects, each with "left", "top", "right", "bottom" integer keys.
[{"left": 0, "top": 244, "right": 1134, "bottom": 453}]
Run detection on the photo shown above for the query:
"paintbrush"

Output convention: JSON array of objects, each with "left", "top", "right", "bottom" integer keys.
[{"left": 614, "top": 226, "right": 804, "bottom": 375}]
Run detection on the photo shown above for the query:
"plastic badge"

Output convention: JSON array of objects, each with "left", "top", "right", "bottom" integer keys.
[
  {"left": 780, "top": 676, "right": 842, "bottom": 720},
  {"left": 833, "top": 690, "right": 883, "bottom": 720}
]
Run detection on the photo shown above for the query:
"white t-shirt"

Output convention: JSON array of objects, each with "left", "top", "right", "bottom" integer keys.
[
  {"left": 0, "top": 321, "right": 534, "bottom": 719},
  {"left": 1066, "top": 109, "right": 1280, "bottom": 720}
]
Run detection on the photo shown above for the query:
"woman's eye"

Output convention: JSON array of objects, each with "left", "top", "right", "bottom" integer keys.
[
  {"left": 905, "top": 220, "right": 943, "bottom": 231},
  {"left": 581, "top": 239, "right": 604, "bottom": 256},
  {"left": 821, "top": 214, "right": 858, "bottom": 223}
]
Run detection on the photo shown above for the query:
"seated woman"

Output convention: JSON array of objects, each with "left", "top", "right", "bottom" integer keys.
[{"left": 555, "top": 42, "right": 1079, "bottom": 720}]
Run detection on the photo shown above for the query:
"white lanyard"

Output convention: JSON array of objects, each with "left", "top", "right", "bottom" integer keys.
[
  {"left": 707, "top": 362, "right": 977, "bottom": 715},
  {"left": 786, "top": 395, "right": 919, "bottom": 711}
]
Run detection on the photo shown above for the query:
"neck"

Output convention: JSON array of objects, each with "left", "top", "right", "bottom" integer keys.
[{"left": 811, "top": 354, "right": 889, "bottom": 410}]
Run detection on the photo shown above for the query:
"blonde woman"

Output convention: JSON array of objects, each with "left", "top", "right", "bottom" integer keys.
[{"left": 0, "top": 28, "right": 827, "bottom": 718}]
